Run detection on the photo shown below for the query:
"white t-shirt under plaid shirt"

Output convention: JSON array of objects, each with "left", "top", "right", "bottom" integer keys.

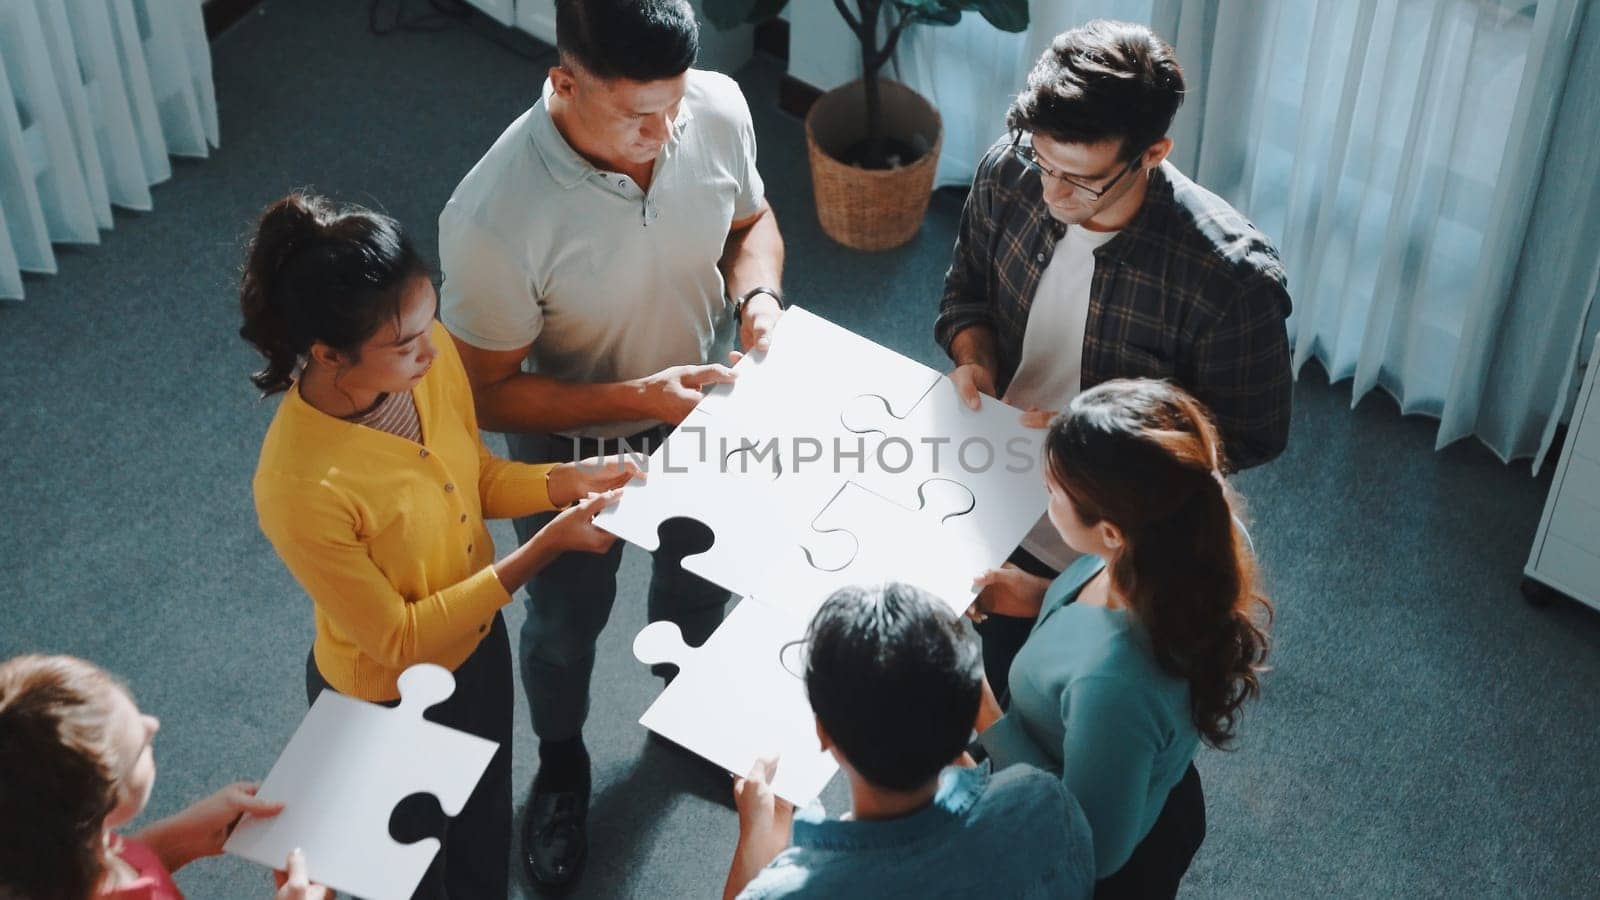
[{"left": 438, "top": 69, "right": 766, "bottom": 438}]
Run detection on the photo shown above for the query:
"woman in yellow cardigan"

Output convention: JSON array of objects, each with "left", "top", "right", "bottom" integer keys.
[{"left": 240, "top": 193, "right": 632, "bottom": 899}]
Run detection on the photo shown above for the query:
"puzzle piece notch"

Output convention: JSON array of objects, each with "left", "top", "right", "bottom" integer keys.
[
  {"left": 835, "top": 379, "right": 1048, "bottom": 576},
  {"left": 223, "top": 664, "right": 498, "bottom": 900},
  {"left": 796, "top": 479, "right": 991, "bottom": 616},
  {"left": 631, "top": 601, "right": 837, "bottom": 806},
  {"left": 601, "top": 408, "right": 782, "bottom": 553},
  {"left": 838, "top": 385, "right": 944, "bottom": 436},
  {"left": 800, "top": 478, "right": 976, "bottom": 574},
  {"left": 602, "top": 306, "right": 1046, "bottom": 620}
]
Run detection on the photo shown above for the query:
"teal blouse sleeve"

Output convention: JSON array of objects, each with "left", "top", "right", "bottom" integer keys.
[
  {"left": 1061, "top": 674, "right": 1164, "bottom": 877},
  {"left": 978, "top": 711, "right": 1056, "bottom": 772}
]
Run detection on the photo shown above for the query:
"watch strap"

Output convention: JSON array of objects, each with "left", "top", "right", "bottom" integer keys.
[{"left": 734, "top": 286, "right": 783, "bottom": 321}]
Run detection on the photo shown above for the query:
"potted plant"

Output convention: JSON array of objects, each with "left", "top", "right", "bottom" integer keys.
[{"left": 706, "top": 0, "right": 1028, "bottom": 251}]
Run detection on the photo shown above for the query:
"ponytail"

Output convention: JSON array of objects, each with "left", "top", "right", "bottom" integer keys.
[
  {"left": 237, "top": 192, "right": 426, "bottom": 395},
  {"left": 1046, "top": 379, "right": 1272, "bottom": 748}
]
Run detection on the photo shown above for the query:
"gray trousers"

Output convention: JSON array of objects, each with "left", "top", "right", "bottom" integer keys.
[{"left": 509, "top": 429, "right": 731, "bottom": 743}]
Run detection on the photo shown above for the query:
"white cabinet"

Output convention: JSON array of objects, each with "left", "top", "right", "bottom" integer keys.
[{"left": 1525, "top": 338, "right": 1600, "bottom": 612}]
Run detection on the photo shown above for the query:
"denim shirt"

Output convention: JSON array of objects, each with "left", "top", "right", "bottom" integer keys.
[{"left": 737, "top": 763, "right": 1094, "bottom": 899}]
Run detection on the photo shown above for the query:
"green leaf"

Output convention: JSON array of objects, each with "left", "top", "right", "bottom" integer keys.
[
  {"left": 893, "top": 0, "right": 962, "bottom": 26},
  {"left": 974, "top": 0, "right": 1029, "bottom": 33},
  {"left": 702, "top": 0, "right": 789, "bottom": 30},
  {"left": 889, "top": 0, "right": 1027, "bottom": 31},
  {"left": 747, "top": 0, "right": 791, "bottom": 24}
]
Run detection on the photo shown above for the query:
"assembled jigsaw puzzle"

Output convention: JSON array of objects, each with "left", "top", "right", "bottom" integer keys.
[
  {"left": 599, "top": 306, "right": 1047, "bottom": 617},
  {"left": 602, "top": 308, "right": 1049, "bottom": 804},
  {"left": 223, "top": 664, "right": 498, "bottom": 900}
]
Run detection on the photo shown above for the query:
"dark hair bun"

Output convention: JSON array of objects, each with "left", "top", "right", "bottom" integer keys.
[{"left": 237, "top": 192, "right": 425, "bottom": 395}]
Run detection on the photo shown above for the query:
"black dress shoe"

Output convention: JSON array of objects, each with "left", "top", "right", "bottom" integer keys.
[{"left": 522, "top": 774, "right": 590, "bottom": 892}]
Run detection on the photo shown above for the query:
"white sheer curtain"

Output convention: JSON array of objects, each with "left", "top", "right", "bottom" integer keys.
[
  {"left": 896, "top": 0, "right": 1599, "bottom": 469},
  {"left": 0, "top": 0, "right": 217, "bottom": 301}
]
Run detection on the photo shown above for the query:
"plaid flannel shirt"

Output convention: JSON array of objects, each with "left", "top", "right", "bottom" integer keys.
[{"left": 936, "top": 142, "right": 1293, "bottom": 470}]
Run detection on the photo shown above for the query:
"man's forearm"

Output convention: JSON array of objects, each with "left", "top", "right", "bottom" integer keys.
[
  {"left": 474, "top": 371, "right": 649, "bottom": 434},
  {"left": 720, "top": 206, "right": 785, "bottom": 301},
  {"left": 949, "top": 325, "right": 1000, "bottom": 371}
]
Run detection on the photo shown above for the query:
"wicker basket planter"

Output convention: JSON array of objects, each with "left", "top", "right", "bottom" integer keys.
[{"left": 804, "top": 79, "right": 943, "bottom": 252}]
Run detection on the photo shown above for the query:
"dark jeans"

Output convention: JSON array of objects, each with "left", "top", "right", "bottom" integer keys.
[
  {"left": 1095, "top": 762, "right": 1206, "bottom": 899},
  {"left": 976, "top": 545, "right": 1061, "bottom": 704},
  {"left": 508, "top": 427, "right": 732, "bottom": 743},
  {"left": 304, "top": 613, "right": 513, "bottom": 900}
]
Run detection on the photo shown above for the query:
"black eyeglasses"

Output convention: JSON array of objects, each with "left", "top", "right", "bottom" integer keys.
[{"left": 1013, "top": 135, "right": 1142, "bottom": 201}]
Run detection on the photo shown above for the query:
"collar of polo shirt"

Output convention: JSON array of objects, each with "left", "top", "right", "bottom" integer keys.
[{"left": 530, "top": 77, "right": 697, "bottom": 190}]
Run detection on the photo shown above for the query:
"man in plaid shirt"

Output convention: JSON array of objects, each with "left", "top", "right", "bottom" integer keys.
[{"left": 941, "top": 22, "right": 1292, "bottom": 687}]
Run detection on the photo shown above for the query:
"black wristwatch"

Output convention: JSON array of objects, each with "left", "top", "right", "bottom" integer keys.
[{"left": 733, "top": 286, "right": 783, "bottom": 323}]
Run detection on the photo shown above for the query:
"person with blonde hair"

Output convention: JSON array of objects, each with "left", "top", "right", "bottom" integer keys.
[{"left": 0, "top": 654, "right": 324, "bottom": 899}]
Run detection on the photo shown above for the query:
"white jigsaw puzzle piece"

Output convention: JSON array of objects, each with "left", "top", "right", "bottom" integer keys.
[
  {"left": 600, "top": 407, "right": 801, "bottom": 601},
  {"left": 795, "top": 479, "right": 987, "bottom": 618},
  {"left": 600, "top": 306, "right": 1047, "bottom": 616},
  {"left": 695, "top": 307, "right": 940, "bottom": 424},
  {"left": 839, "top": 378, "right": 1048, "bottom": 583},
  {"left": 223, "top": 664, "right": 498, "bottom": 900},
  {"left": 632, "top": 599, "right": 837, "bottom": 806}
]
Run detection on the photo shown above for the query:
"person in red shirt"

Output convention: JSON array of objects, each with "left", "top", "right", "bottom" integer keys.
[{"left": 0, "top": 655, "right": 324, "bottom": 899}]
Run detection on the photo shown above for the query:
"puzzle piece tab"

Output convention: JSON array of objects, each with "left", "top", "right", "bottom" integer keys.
[{"left": 224, "top": 664, "right": 498, "bottom": 900}]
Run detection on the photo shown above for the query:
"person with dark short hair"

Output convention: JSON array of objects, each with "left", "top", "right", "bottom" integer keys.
[
  {"left": 437, "top": 0, "right": 786, "bottom": 890},
  {"left": 723, "top": 585, "right": 1094, "bottom": 900},
  {"left": 940, "top": 20, "right": 1293, "bottom": 701}
]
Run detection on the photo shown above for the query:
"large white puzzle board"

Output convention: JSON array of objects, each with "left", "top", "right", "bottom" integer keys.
[
  {"left": 599, "top": 306, "right": 1046, "bottom": 620},
  {"left": 602, "top": 307, "right": 1048, "bottom": 804},
  {"left": 224, "top": 664, "right": 497, "bottom": 900}
]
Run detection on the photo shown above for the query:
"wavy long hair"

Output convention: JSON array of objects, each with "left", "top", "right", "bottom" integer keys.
[{"left": 1047, "top": 379, "right": 1271, "bottom": 747}]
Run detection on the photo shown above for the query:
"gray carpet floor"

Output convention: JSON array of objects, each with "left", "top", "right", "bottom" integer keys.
[{"left": 2, "top": 1, "right": 1597, "bottom": 897}]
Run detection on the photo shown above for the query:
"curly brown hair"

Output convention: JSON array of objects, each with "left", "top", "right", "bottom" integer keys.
[
  {"left": 1047, "top": 379, "right": 1271, "bottom": 748},
  {"left": 0, "top": 655, "right": 129, "bottom": 900}
]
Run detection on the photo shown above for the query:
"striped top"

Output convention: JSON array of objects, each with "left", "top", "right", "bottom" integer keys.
[{"left": 345, "top": 390, "right": 423, "bottom": 443}]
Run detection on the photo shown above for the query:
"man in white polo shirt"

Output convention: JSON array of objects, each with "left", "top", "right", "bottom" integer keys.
[{"left": 437, "top": 0, "right": 784, "bottom": 889}]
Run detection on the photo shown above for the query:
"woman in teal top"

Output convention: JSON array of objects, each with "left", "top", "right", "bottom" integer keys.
[{"left": 976, "top": 379, "right": 1272, "bottom": 898}]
